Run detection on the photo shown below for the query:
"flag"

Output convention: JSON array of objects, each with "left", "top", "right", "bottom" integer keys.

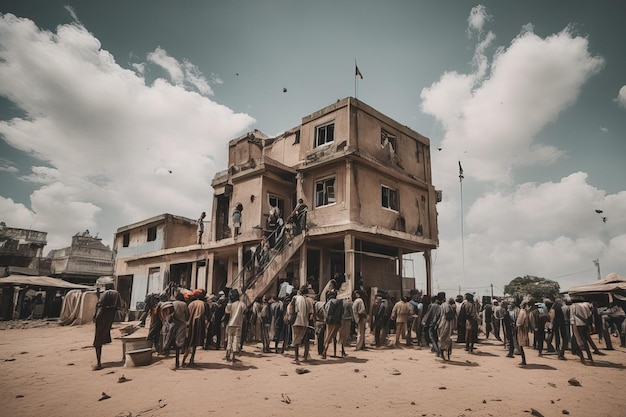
[
  {"left": 355, "top": 64, "right": 363, "bottom": 79},
  {"left": 458, "top": 161, "right": 464, "bottom": 180}
]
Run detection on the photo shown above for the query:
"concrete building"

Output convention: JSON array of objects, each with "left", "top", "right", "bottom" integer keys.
[
  {"left": 113, "top": 97, "right": 439, "bottom": 313},
  {"left": 48, "top": 230, "right": 114, "bottom": 286},
  {"left": 112, "top": 214, "right": 207, "bottom": 313},
  {"left": 0, "top": 223, "right": 49, "bottom": 277}
]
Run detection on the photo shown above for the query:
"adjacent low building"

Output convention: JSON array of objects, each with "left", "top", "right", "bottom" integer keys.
[{"left": 48, "top": 230, "right": 114, "bottom": 286}]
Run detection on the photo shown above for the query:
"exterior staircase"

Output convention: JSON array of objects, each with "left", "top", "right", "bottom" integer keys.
[{"left": 241, "top": 231, "right": 305, "bottom": 306}]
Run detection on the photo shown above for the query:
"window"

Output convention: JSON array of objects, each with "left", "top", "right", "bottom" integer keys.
[
  {"left": 122, "top": 232, "right": 130, "bottom": 247},
  {"left": 315, "top": 122, "right": 334, "bottom": 147},
  {"left": 147, "top": 226, "right": 157, "bottom": 242},
  {"left": 315, "top": 177, "right": 336, "bottom": 207},
  {"left": 382, "top": 185, "right": 398, "bottom": 211},
  {"left": 381, "top": 129, "right": 396, "bottom": 153},
  {"left": 147, "top": 267, "right": 161, "bottom": 294},
  {"left": 268, "top": 195, "right": 285, "bottom": 218}
]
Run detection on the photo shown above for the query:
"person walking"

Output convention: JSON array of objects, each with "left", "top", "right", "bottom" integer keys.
[
  {"left": 352, "top": 290, "right": 367, "bottom": 350},
  {"left": 438, "top": 297, "right": 457, "bottom": 360},
  {"left": 92, "top": 284, "right": 122, "bottom": 371}
]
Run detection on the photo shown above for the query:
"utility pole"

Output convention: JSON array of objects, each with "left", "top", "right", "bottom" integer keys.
[
  {"left": 491, "top": 283, "right": 494, "bottom": 300},
  {"left": 593, "top": 259, "right": 601, "bottom": 280}
]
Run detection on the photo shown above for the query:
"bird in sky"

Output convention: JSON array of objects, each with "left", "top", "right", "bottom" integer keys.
[
  {"left": 602, "top": 216, "right": 607, "bottom": 223},
  {"left": 282, "top": 87, "right": 287, "bottom": 93},
  {"left": 595, "top": 209, "right": 603, "bottom": 214}
]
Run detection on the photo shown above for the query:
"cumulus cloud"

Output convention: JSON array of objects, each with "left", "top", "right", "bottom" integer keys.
[
  {"left": 422, "top": 20, "right": 604, "bottom": 186},
  {"left": 467, "top": 5, "right": 491, "bottom": 36},
  {"left": 415, "top": 7, "right": 619, "bottom": 294},
  {"left": 428, "top": 174, "right": 626, "bottom": 293},
  {"left": 0, "top": 13, "right": 255, "bottom": 248},
  {"left": 616, "top": 85, "right": 626, "bottom": 108}
]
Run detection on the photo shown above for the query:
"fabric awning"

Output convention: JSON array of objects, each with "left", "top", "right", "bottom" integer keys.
[
  {"left": 568, "top": 272, "right": 626, "bottom": 294},
  {"left": 0, "top": 275, "right": 93, "bottom": 289}
]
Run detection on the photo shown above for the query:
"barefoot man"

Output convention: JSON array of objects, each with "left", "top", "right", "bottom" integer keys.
[{"left": 93, "top": 283, "right": 122, "bottom": 370}]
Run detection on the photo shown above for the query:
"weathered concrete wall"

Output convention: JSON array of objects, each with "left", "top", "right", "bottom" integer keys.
[{"left": 229, "top": 176, "right": 263, "bottom": 233}]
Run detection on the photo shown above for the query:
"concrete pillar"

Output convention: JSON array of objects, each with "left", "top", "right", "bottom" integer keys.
[
  {"left": 344, "top": 234, "right": 355, "bottom": 295},
  {"left": 320, "top": 247, "right": 330, "bottom": 290},
  {"left": 191, "top": 261, "right": 198, "bottom": 289},
  {"left": 397, "top": 247, "right": 404, "bottom": 295},
  {"left": 424, "top": 249, "right": 432, "bottom": 296},
  {"left": 299, "top": 242, "right": 307, "bottom": 288},
  {"left": 206, "top": 253, "right": 215, "bottom": 294}
]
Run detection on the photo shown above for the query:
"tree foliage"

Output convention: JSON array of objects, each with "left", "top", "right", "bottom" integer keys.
[{"left": 504, "top": 275, "right": 560, "bottom": 301}]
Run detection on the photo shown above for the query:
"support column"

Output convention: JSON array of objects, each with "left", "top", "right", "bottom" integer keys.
[
  {"left": 424, "top": 249, "right": 432, "bottom": 296},
  {"left": 344, "top": 234, "right": 355, "bottom": 295},
  {"left": 206, "top": 253, "right": 215, "bottom": 294},
  {"left": 320, "top": 247, "right": 330, "bottom": 291},
  {"left": 299, "top": 242, "right": 308, "bottom": 288},
  {"left": 397, "top": 247, "right": 404, "bottom": 296},
  {"left": 191, "top": 260, "right": 198, "bottom": 289},
  {"left": 237, "top": 245, "right": 244, "bottom": 289}
]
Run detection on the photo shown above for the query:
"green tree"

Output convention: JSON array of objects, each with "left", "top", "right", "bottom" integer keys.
[{"left": 504, "top": 275, "right": 560, "bottom": 301}]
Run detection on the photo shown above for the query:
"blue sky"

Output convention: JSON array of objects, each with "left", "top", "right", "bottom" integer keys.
[{"left": 1, "top": 1, "right": 624, "bottom": 297}]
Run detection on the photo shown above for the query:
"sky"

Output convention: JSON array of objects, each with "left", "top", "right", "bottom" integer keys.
[{"left": 0, "top": 1, "right": 625, "bottom": 298}]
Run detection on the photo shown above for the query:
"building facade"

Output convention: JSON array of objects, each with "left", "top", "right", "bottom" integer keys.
[
  {"left": 48, "top": 230, "right": 114, "bottom": 285},
  {"left": 113, "top": 97, "right": 440, "bottom": 312}
]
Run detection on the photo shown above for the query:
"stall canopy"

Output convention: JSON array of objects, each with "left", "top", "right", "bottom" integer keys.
[
  {"left": 567, "top": 273, "right": 626, "bottom": 307},
  {"left": 0, "top": 275, "right": 93, "bottom": 289}
]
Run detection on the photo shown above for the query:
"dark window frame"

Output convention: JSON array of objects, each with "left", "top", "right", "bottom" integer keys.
[
  {"left": 314, "top": 122, "right": 335, "bottom": 148},
  {"left": 315, "top": 177, "right": 336, "bottom": 208},
  {"left": 381, "top": 185, "right": 399, "bottom": 211},
  {"left": 147, "top": 226, "right": 157, "bottom": 242}
]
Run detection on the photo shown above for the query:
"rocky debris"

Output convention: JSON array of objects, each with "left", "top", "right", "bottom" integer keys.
[
  {"left": 567, "top": 378, "right": 581, "bottom": 387},
  {"left": 439, "top": 386, "right": 447, "bottom": 390},
  {"left": 16, "top": 394, "right": 24, "bottom": 398},
  {"left": 530, "top": 408, "right": 545, "bottom": 417},
  {"left": 391, "top": 369, "right": 401, "bottom": 375},
  {"left": 562, "top": 410, "right": 569, "bottom": 415},
  {"left": 98, "top": 392, "right": 111, "bottom": 401},
  {"left": 118, "top": 375, "right": 131, "bottom": 383},
  {"left": 281, "top": 393, "right": 291, "bottom": 404},
  {"left": 295, "top": 367, "right": 309, "bottom": 374},
  {"left": 548, "top": 383, "right": 557, "bottom": 388}
]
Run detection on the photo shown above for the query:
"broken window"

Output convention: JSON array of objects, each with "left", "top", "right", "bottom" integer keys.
[
  {"left": 147, "top": 226, "right": 157, "bottom": 242},
  {"left": 315, "top": 122, "right": 334, "bottom": 147},
  {"left": 268, "top": 194, "right": 285, "bottom": 218},
  {"left": 315, "top": 177, "right": 336, "bottom": 207},
  {"left": 381, "top": 129, "right": 397, "bottom": 153},
  {"left": 382, "top": 185, "right": 398, "bottom": 211}
]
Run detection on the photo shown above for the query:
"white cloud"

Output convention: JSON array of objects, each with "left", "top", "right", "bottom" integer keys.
[
  {"left": 427, "top": 174, "right": 626, "bottom": 294},
  {"left": 414, "top": 7, "right": 616, "bottom": 296},
  {"left": 147, "top": 47, "right": 214, "bottom": 95},
  {"left": 616, "top": 85, "right": 626, "bottom": 108},
  {"left": 422, "top": 21, "right": 604, "bottom": 186},
  {"left": 600, "top": 126, "right": 608, "bottom": 133},
  {"left": 0, "top": 159, "right": 18, "bottom": 173},
  {"left": 467, "top": 5, "right": 491, "bottom": 36},
  {"left": 0, "top": 13, "right": 255, "bottom": 248}
]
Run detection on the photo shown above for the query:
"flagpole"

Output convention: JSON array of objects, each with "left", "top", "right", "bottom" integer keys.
[
  {"left": 459, "top": 161, "right": 466, "bottom": 283},
  {"left": 354, "top": 59, "right": 358, "bottom": 99}
]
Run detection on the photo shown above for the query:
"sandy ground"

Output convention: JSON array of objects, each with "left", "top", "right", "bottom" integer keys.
[{"left": 0, "top": 320, "right": 625, "bottom": 417}]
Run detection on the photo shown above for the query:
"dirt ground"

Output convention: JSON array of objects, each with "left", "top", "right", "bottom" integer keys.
[{"left": 0, "top": 319, "right": 624, "bottom": 417}]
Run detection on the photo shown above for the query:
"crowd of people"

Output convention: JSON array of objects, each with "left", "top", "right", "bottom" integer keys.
[{"left": 94, "top": 278, "right": 626, "bottom": 371}]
